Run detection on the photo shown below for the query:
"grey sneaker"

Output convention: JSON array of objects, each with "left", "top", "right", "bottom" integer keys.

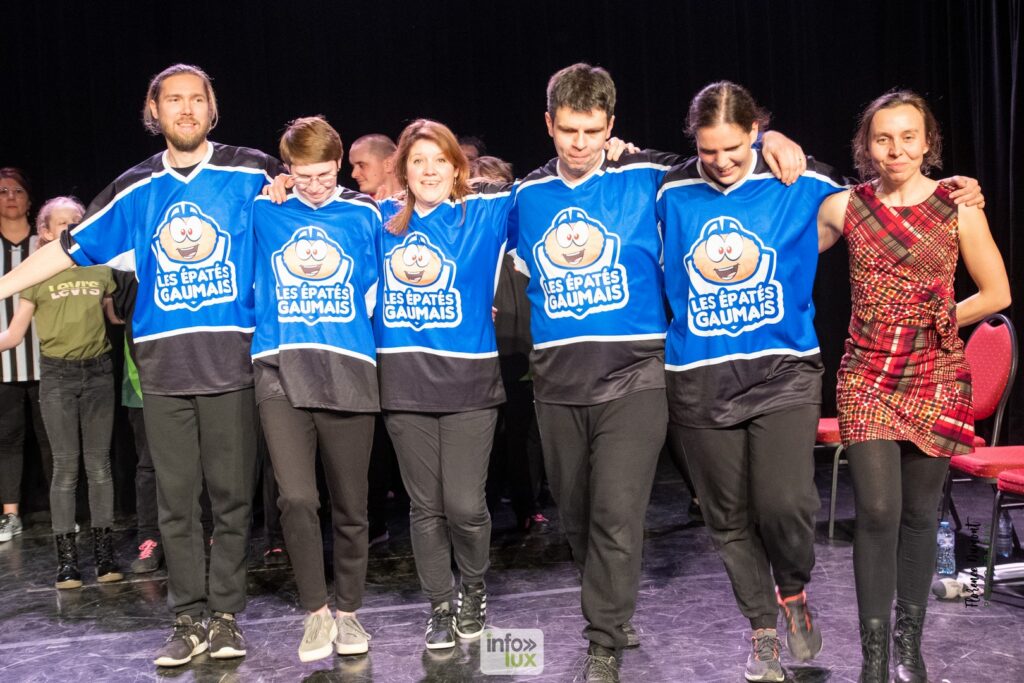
[
  {"left": 778, "top": 590, "right": 821, "bottom": 661},
  {"left": 335, "top": 614, "right": 371, "bottom": 655},
  {"left": 298, "top": 611, "right": 338, "bottom": 662},
  {"left": 208, "top": 612, "right": 246, "bottom": 659},
  {"left": 153, "top": 615, "right": 208, "bottom": 667},
  {"left": 0, "top": 513, "right": 23, "bottom": 542},
  {"left": 576, "top": 643, "right": 620, "bottom": 682},
  {"left": 745, "top": 628, "right": 785, "bottom": 682}
]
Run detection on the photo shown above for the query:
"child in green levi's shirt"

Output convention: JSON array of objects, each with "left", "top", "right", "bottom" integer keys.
[{"left": 0, "top": 197, "right": 123, "bottom": 589}]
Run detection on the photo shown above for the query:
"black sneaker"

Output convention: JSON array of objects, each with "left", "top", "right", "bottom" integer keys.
[
  {"left": 578, "top": 643, "right": 619, "bottom": 682},
  {"left": 455, "top": 583, "right": 486, "bottom": 639},
  {"left": 778, "top": 590, "right": 822, "bottom": 661},
  {"left": 132, "top": 538, "right": 163, "bottom": 574},
  {"left": 153, "top": 615, "right": 208, "bottom": 667},
  {"left": 424, "top": 601, "right": 456, "bottom": 650},
  {"left": 208, "top": 612, "right": 246, "bottom": 659}
]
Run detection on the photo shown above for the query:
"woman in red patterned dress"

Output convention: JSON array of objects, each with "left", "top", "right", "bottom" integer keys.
[{"left": 818, "top": 92, "right": 1010, "bottom": 683}]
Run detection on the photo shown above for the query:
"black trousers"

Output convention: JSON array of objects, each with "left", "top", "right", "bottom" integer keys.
[
  {"left": 144, "top": 388, "right": 258, "bottom": 618},
  {"left": 535, "top": 389, "right": 667, "bottom": 651},
  {"left": 386, "top": 409, "right": 497, "bottom": 604},
  {"left": 846, "top": 440, "right": 950, "bottom": 619},
  {"left": 128, "top": 407, "right": 159, "bottom": 543},
  {"left": 259, "top": 397, "right": 374, "bottom": 613},
  {"left": 0, "top": 381, "right": 51, "bottom": 505},
  {"left": 671, "top": 404, "right": 820, "bottom": 630}
]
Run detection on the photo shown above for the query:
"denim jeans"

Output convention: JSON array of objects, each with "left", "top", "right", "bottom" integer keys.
[{"left": 39, "top": 354, "right": 115, "bottom": 535}]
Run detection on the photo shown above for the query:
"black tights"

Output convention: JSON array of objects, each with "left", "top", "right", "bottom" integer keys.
[{"left": 847, "top": 440, "right": 949, "bottom": 619}]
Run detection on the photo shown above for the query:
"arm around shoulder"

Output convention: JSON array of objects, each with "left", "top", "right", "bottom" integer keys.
[{"left": 955, "top": 204, "right": 1011, "bottom": 327}]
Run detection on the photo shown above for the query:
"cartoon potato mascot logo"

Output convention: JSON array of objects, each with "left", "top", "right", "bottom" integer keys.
[
  {"left": 273, "top": 226, "right": 355, "bottom": 325},
  {"left": 533, "top": 207, "right": 628, "bottom": 320},
  {"left": 151, "top": 201, "right": 236, "bottom": 312},
  {"left": 684, "top": 216, "right": 783, "bottom": 337},
  {"left": 381, "top": 233, "right": 461, "bottom": 330},
  {"left": 389, "top": 238, "right": 443, "bottom": 287}
]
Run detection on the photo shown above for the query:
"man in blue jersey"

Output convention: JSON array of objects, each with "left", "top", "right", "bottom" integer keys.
[
  {"left": 507, "top": 64, "right": 806, "bottom": 683},
  {"left": 0, "top": 64, "right": 282, "bottom": 667}
]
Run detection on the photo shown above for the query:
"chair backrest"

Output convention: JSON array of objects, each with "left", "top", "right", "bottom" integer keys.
[{"left": 964, "top": 314, "right": 1018, "bottom": 445}]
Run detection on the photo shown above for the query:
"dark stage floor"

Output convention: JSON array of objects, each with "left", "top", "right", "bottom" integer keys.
[{"left": 1, "top": 453, "right": 1022, "bottom": 682}]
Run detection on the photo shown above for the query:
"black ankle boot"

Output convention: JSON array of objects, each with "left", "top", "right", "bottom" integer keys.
[
  {"left": 55, "top": 532, "right": 82, "bottom": 589},
  {"left": 858, "top": 617, "right": 890, "bottom": 683},
  {"left": 93, "top": 527, "right": 124, "bottom": 583},
  {"left": 893, "top": 600, "right": 927, "bottom": 682}
]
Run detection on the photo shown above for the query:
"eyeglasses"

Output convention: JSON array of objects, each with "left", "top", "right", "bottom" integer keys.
[
  {"left": 292, "top": 171, "right": 337, "bottom": 190},
  {"left": 0, "top": 187, "right": 27, "bottom": 198}
]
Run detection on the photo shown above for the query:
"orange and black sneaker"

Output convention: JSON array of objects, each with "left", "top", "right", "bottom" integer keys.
[{"left": 777, "top": 589, "right": 822, "bottom": 661}]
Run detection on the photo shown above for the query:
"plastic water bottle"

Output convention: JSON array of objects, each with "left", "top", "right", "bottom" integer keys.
[
  {"left": 936, "top": 521, "right": 956, "bottom": 576},
  {"left": 996, "top": 511, "right": 1014, "bottom": 559}
]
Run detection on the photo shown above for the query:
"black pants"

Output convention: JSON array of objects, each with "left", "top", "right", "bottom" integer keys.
[
  {"left": 129, "top": 407, "right": 159, "bottom": 543},
  {"left": 259, "top": 397, "right": 374, "bottom": 613},
  {"left": 535, "top": 389, "right": 667, "bottom": 651},
  {"left": 256, "top": 422, "right": 284, "bottom": 548},
  {"left": 144, "top": 388, "right": 258, "bottom": 618},
  {"left": 671, "top": 404, "right": 820, "bottom": 630},
  {"left": 488, "top": 378, "right": 544, "bottom": 523},
  {"left": 0, "top": 381, "right": 51, "bottom": 505},
  {"left": 386, "top": 409, "right": 497, "bottom": 604},
  {"left": 847, "top": 440, "right": 950, "bottom": 619}
]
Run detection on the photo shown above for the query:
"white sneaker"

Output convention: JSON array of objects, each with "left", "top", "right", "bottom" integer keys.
[{"left": 0, "top": 513, "right": 23, "bottom": 543}]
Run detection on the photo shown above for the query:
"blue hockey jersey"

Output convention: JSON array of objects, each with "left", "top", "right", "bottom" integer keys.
[
  {"left": 65, "top": 142, "right": 282, "bottom": 395},
  {"left": 375, "top": 183, "right": 513, "bottom": 412},
  {"left": 251, "top": 187, "right": 381, "bottom": 413},
  {"left": 508, "top": 150, "right": 677, "bottom": 405},
  {"left": 656, "top": 152, "right": 844, "bottom": 427}
]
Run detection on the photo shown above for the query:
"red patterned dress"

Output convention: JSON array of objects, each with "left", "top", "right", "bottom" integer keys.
[{"left": 837, "top": 182, "right": 974, "bottom": 458}]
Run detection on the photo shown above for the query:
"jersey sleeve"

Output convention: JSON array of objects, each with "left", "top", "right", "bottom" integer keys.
[
  {"left": 64, "top": 179, "right": 139, "bottom": 270},
  {"left": 363, "top": 209, "right": 383, "bottom": 318},
  {"left": 505, "top": 182, "right": 530, "bottom": 277},
  {"left": 803, "top": 158, "right": 848, "bottom": 201}
]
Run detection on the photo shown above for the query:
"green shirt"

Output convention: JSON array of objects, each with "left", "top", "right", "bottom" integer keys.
[{"left": 21, "top": 266, "right": 116, "bottom": 360}]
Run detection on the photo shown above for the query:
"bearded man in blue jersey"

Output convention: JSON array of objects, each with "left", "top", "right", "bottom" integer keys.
[{"left": 0, "top": 64, "right": 283, "bottom": 668}]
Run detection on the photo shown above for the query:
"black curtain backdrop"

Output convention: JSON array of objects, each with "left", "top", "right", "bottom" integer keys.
[{"left": 3, "top": 0, "right": 1022, "bottom": 447}]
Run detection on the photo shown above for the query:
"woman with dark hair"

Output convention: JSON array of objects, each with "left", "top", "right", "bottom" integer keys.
[
  {"left": 0, "top": 167, "right": 51, "bottom": 544},
  {"left": 658, "top": 82, "right": 984, "bottom": 682},
  {"left": 818, "top": 91, "right": 1009, "bottom": 683},
  {"left": 375, "top": 119, "right": 514, "bottom": 649}
]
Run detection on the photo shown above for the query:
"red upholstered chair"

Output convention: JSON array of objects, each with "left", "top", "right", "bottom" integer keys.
[
  {"left": 983, "top": 468, "right": 1024, "bottom": 603},
  {"left": 940, "top": 314, "right": 1019, "bottom": 530},
  {"left": 816, "top": 417, "right": 846, "bottom": 539}
]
